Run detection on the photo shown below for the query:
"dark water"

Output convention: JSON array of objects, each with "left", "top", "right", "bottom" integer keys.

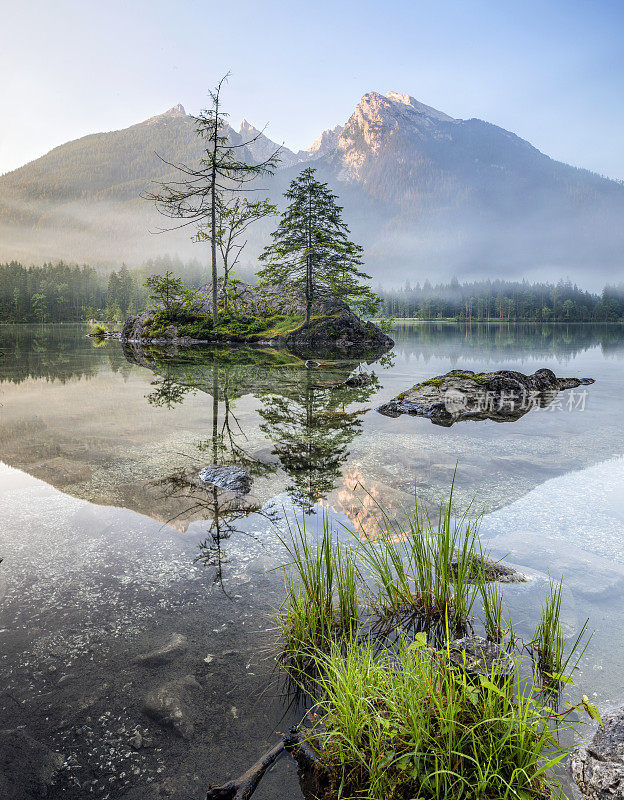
[{"left": 1, "top": 322, "right": 623, "bottom": 799}]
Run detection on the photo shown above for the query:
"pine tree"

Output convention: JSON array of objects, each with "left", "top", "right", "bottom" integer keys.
[
  {"left": 257, "top": 167, "right": 379, "bottom": 324},
  {"left": 146, "top": 74, "right": 280, "bottom": 324}
]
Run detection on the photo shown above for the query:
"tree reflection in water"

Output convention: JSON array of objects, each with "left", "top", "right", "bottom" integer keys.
[
  {"left": 258, "top": 369, "right": 380, "bottom": 513},
  {"left": 124, "top": 344, "right": 385, "bottom": 580}
]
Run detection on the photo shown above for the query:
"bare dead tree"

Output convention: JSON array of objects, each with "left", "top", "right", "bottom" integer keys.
[{"left": 146, "top": 73, "right": 281, "bottom": 323}]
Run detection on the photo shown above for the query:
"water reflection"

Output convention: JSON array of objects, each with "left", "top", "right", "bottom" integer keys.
[
  {"left": 155, "top": 469, "right": 279, "bottom": 590},
  {"left": 257, "top": 371, "right": 379, "bottom": 513},
  {"left": 2, "top": 323, "right": 624, "bottom": 800},
  {"left": 124, "top": 342, "right": 381, "bottom": 517},
  {"left": 1, "top": 322, "right": 623, "bottom": 537},
  {"left": 392, "top": 321, "right": 624, "bottom": 363}
]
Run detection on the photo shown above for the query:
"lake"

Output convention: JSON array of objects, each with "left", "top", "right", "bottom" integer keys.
[{"left": 1, "top": 322, "right": 623, "bottom": 799}]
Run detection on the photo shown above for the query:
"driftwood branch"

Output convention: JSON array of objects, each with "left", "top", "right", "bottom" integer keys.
[
  {"left": 205, "top": 726, "right": 320, "bottom": 800},
  {"left": 205, "top": 738, "right": 285, "bottom": 800}
]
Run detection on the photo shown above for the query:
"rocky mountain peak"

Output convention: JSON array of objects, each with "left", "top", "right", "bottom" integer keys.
[
  {"left": 308, "top": 124, "right": 344, "bottom": 157},
  {"left": 334, "top": 89, "right": 458, "bottom": 179},
  {"left": 142, "top": 104, "right": 188, "bottom": 126},
  {"left": 385, "top": 91, "right": 455, "bottom": 122},
  {"left": 239, "top": 118, "right": 258, "bottom": 135},
  {"left": 165, "top": 103, "right": 187, "bottom": 117},
  {"left": 238, "top": 119, "right": 301, "bottom": 168}
]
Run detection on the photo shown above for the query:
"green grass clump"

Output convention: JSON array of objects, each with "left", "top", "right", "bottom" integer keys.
[
  {"left": 141, "top": 309, "right": 309, "bottom": 342},
  {"left": 278, "top": 514, "right": 360, "bottom": 671},
  {"left": 309, "top": 635, "right": 569, "bottom": 800},
  {"left": 480, "top": 580, "right": 507, "bottom": 644},
  {"left": 275, "top": 480, "right": 595, "bottom": 800},
  {"left": 531, "top": 578, "right": 590, "bottom": 690},
  {"left": 89, "top": 323, "right": 106, "bottom": 337},
  {"left": 397, "top": 372, "right": 495, "bottom": 399},
  {"left": 356, "top": 486, "right": 483, "bottom": 633}
]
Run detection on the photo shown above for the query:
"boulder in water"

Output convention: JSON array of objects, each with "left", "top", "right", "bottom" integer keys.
[
  {"left": 377, "top": 368, "right": 595, "bottom": 426},
  {"left": 572, "top": 707, "right": 624, "bottom": 799},
  {"left": 198, "top": 465, "right": 252, "bottom": 494}
]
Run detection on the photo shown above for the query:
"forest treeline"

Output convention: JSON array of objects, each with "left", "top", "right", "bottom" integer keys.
[
  {"left": 0, "top": 256, "right": 220, "bottom": 323},
  {"left": 380, "top": 278, "right": 624, "bottom": 322},
  {"left": 1, "top": 259, "right": 623, "bottom": 323}
]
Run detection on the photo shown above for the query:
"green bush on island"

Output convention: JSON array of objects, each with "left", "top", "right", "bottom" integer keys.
[{"left": 89, "top": 322, "right": 107, "bottom": 337}]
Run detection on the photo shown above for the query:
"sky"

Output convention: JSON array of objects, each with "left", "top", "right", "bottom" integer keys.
[{"left": 1, "top": 0, "right": 623, "bottom": 179}]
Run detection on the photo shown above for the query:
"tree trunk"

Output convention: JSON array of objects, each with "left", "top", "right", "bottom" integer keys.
[
  {"left": 223, "top": 260, "right": 229, "bottom": 313},
  {"left": 306, "top": 188, "right": 312, "bottom": 325},
  {"left": 211, "top": 164, "right": 218, "bottom": 324},
  {"left": 210, "top": 98, "right": 219, "bottom": 325}
]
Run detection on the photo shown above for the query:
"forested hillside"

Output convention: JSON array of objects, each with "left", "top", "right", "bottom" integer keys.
[
  {"left": 1, "top": 260, "right": 623, "bottom": 323},
  {"left": 380, "top": 278, "right": 624, "bottom": 322}
]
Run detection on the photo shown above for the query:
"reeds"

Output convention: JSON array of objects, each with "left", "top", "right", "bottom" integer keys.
[
  {"left": 532, "top": 577, "right": 591, "bottom": 689},
  {"left": 355, "top": 484, "right": 484, "bottom": 633},
  {"left": 275, "top": 481, "right": 594, "bottom": 799},
  {"left": 480, "top": 580, "right": 507, "bottom": 644},
  {"left": 277, "top": 512, "right": 360, "bottom": 669},
  {"left": 308, "top": 634, "right": 570, "bottom": 800}
]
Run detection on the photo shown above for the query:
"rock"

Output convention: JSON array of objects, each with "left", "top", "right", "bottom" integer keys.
[
  {"left": 344, "top": 371, "right": 374, "bottom": 388},
  {"left": 129, "top": 730, "right": 143, "bottom": 750},
  {"left": 142, "top": 675, "right": 200, "bottom": 739},
  {"left": 135, "top": 633, "right": 188, "bottom": 667},
  {"left": 198, "top": 465, "right": 252, "bottom": 494},
  {"left": 0, "top": 728, "right": 64, "bottom": 800},
  {"left": 282, "top": 302, "right": 393, "bottom": 357},
  {"left": 448, "top": 635, "right": 515, "bottom": 677},
  {"left": 451, "top": 553, "right": 527, "bottom": 584},
  {"left": 377, "top": 368, "right": 595, "bottom": 426},
  {"left": 572, "top": 707, "right": 624, "bottom": 799}
]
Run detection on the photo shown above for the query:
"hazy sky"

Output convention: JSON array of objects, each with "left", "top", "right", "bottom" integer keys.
[{"left": 2, "top": 0, "right": 623, "bottom": 178}]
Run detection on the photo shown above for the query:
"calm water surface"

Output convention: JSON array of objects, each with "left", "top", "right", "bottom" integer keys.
[{"left": 1, "top": 322, "right": 623, "bottom": 799}]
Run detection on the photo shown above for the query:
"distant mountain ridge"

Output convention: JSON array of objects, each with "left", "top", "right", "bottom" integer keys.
[{"left": 1, "top": 92, "right": 622, "bottom": 286}]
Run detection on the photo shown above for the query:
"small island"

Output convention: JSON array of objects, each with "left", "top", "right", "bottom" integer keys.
[
  {"left": 377, "top": 368, "right": 595, "bottom": 425},
  {"left": 102, "top": 161, "right": 395, "bottom": 358},
  {"left": 119, "top": 278, "right": 393, "bottom": 357}
]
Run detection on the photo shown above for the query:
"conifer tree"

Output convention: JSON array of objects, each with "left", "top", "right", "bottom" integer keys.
[
  {"left": 146, "top": 74, "right": 280, "bottom": 323},
  {"left": 257, "top": 167, "right": 379, "bottom": 324}
]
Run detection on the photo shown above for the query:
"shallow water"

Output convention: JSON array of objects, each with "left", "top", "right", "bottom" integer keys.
[{"left": 0, "top": 322, "right": 623, "bottom": 799}]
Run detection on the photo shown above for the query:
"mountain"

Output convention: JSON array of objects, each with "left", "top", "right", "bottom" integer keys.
[
  {"left": 313, "top": 91, "right": 624, "bottom": 284},
  {"left": 1, "top": 93, "right": 623, "bottom": 285}
]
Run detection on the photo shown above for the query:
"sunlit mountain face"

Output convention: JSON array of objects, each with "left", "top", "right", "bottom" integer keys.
[{"left": 1, "top": 92, "right": 623, "bottom": 287}]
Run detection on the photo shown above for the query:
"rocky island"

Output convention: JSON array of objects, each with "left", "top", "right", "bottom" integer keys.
[
  {"left": 119, "top": 280, "right": 393, "bottom": 357},
  {"left": 377, "top": 368, "right": 595, "bottom": 426}
]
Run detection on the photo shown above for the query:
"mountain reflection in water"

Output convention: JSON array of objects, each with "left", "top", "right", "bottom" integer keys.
[{"left": 1, "top": 322, "right": 623, "bottom": 541}]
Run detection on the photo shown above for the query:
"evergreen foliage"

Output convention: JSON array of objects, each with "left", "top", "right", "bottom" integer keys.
[
  {"left": 380, "top": 278, "right": 624, "bottom": 322},
  {"left": 258, "top": 167, "right": 379, "bottom": 322}
]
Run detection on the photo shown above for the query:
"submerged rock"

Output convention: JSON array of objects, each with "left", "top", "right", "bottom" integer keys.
[
  {"left": 452, "top": 553, "right": 527, "bottom": 584},
  {"left": 448, "top": 635, "right": 515, "bottom": 677},
  {"left": 198, "top": 465, "right": 252, "bottom": 494},
  {"left": 135, "top": 633, "right": 188, "bottom": 667},
  {"left": 377, "top": 368, "right": 595, "bottom": 426},
  {"left": 572, "top": 707, "right": 624, "bottom": 799},
  {"left": 0, "top": 729, "right": 64, "bottom": 800},
  {"left": 142, "top": 675, "right": 201, "bottom": 739},
  {"left": 344, "top": 371, "right": 374, "bottom": 388}
]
